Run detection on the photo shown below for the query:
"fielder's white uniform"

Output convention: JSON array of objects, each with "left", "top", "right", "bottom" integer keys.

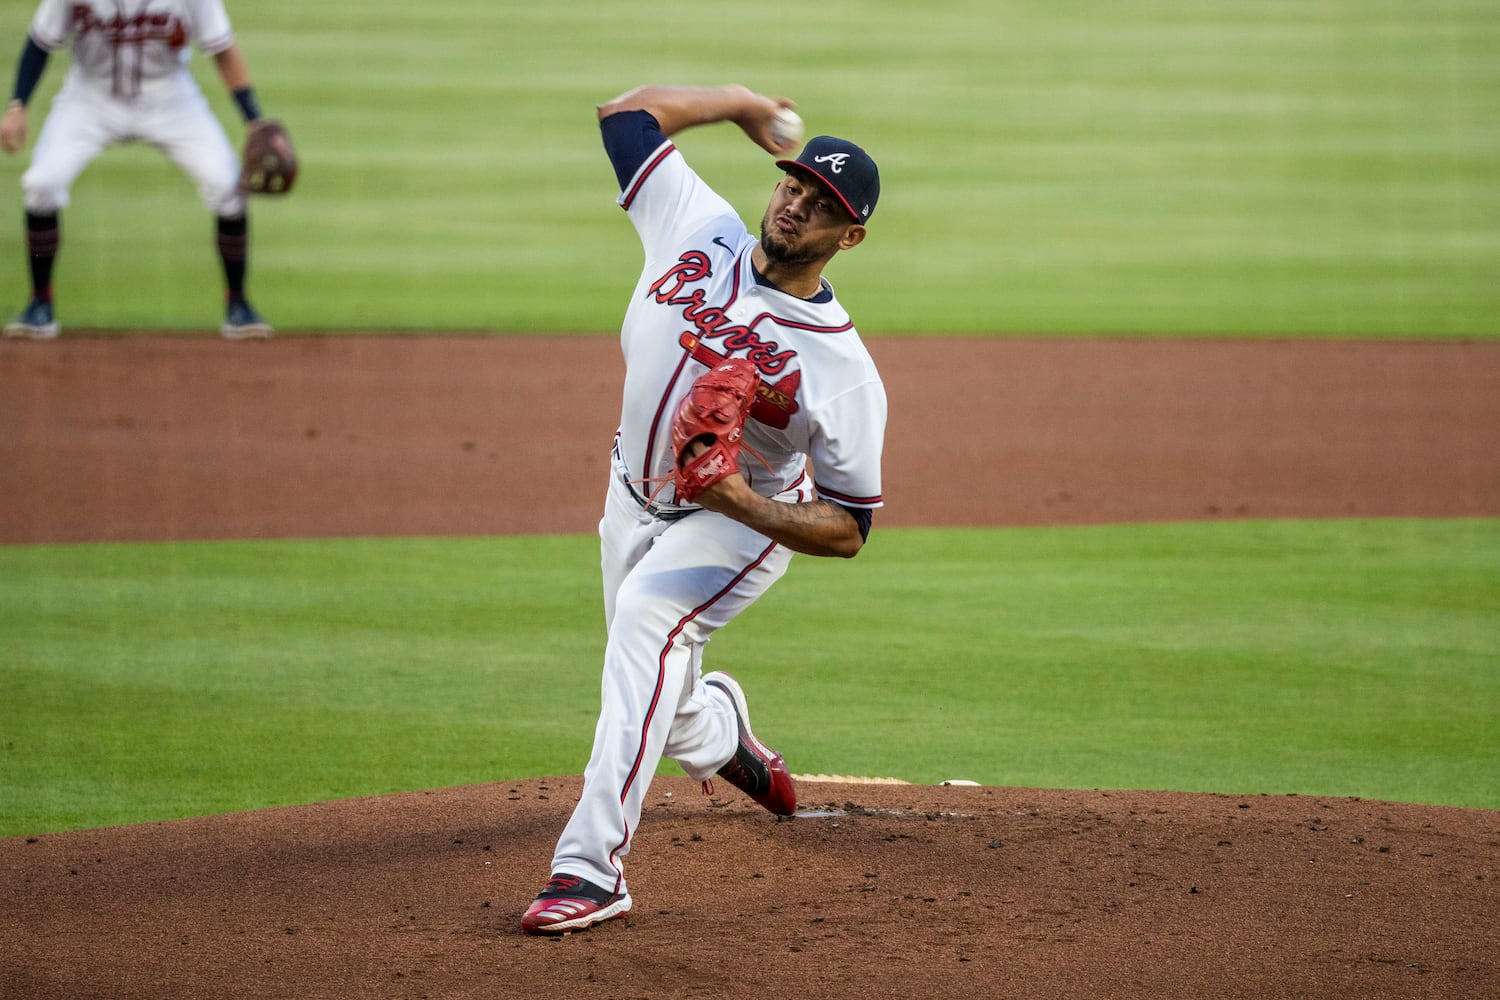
[
  {"left": 22, "top": 0, "right": 244, "bottom": 217},
  {"left": 548, "top": 111, "right": 887, "bottom": 895}
]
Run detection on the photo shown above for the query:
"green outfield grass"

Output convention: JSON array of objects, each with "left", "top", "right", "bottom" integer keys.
[
  {"left": 1, "top": 0, "right": 1496, "bottom": 335},
  {"left": 2, "top": 519, "right": 1496, "bottom": 836}
]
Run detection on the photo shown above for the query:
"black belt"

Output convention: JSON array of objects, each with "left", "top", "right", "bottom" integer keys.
[{"left": 618, "top": 468, "right": 697, "bottom": 522}]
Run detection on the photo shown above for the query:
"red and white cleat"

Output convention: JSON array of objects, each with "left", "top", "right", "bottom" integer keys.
[
  {"left": 703, "top": 671, "right": 797, "bottom": 816},
  {"left": 521, "top": 873, "right": 632, "bottom": 935}
]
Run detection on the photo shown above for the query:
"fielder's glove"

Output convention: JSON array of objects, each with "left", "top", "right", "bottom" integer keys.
[{"left": 239, "top": 118, "right": 298, "bottom": 195}]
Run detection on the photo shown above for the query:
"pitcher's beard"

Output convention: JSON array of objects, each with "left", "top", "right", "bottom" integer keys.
[{"left": 759, "top": 220, "right": 823, "bottom": 268}]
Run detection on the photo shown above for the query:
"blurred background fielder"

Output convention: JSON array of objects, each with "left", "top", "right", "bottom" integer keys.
[{"left": 2, "top": 0, "right": 273, "bottom": 339}]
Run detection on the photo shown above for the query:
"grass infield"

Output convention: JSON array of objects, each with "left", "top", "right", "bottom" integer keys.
[
  {"left": 0, "top": 0, "right": 1496, "bottom": 335},
  {"left": 2, "top": 519, "right": 1496, "bottom": 836}
]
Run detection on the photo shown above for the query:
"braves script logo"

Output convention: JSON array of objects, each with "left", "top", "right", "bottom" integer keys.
[
  {"left": 814, "top": 152, "right": 851, "bottom": 174},
  {"left": 648, "top": 251, "right": 803, "bottom": 429},
  {"left": 69, "top": 4, "right": 188, "bottom": 47},
  {"left": 648, "top": 252, "right": 796, "bottom": 375}
]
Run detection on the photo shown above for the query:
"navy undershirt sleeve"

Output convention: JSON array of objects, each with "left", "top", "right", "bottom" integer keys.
[
  {"left": 12, "top": 38, "right": 49, "bottom": 105},
  {"left": 599, "top": 109, "right": 668, "bottom": 190},
  {"left": 839, "top": 504, "right": 873, "bottom": 542}
]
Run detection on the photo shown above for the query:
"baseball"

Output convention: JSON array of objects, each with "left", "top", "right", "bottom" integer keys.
[{"left": 770, "top": 108, "right": 804, "bottom": 151}]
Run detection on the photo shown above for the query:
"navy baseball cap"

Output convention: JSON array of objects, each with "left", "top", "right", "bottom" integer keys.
[{"left": 776, "top": 136, "right": 880, "bottom": 224}]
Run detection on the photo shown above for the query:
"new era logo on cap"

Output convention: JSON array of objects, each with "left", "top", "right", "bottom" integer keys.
[{"left": 776, "top": 136, "right": 880, "bottom": 223}]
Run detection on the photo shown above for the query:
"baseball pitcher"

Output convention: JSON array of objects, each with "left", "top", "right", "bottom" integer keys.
[{"left": 521, "top": 84, "right": 887, "bottom": 935}]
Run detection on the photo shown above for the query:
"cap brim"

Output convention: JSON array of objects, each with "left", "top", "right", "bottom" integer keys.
[{"left": 776, "top": 159, "right": 862, "bottom": 223}]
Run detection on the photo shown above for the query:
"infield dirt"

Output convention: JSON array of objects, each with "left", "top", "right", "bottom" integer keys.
[{"left": 2, "top": 335, "right": 1497, "bottom": 999}]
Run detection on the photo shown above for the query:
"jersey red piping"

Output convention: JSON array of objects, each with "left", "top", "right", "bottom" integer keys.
[
  {"left": 816, "top": 483, "right": 883, "bottom": 506},
  {"left": 620, "top": 142, "right": 676, "bottom": 212}
]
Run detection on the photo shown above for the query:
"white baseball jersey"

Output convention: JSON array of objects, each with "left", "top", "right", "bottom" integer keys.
[
  {"left": 612, "top": 135, "right": 887, "bottom": 515},
  {"left": 30, "top": 0, "right": 234, "bottom": 102}
]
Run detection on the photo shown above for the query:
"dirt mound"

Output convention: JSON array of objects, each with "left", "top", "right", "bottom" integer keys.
[{"left": 3, "top": 778, "right": 1496, "bottom": 999}]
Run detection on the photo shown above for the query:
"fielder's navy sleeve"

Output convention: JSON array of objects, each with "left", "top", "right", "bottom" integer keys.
[
  {"left": 11, "top": 37, "right": 49, "bottom": 104},
  {"left": 600, "top": 109, "right": 667, "bottom": 190}
]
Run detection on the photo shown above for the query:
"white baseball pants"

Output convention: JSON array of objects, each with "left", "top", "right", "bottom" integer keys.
[
  {"left": 22, "top": 73, "right": 243, "bottom": 217},
  {"left": 548, "top": 465, "right": 798, "bottom": 894}
]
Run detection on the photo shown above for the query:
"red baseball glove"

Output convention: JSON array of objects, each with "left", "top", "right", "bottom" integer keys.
[{"left": 669, "top": 358, "right": 763, "bottom": 503}]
